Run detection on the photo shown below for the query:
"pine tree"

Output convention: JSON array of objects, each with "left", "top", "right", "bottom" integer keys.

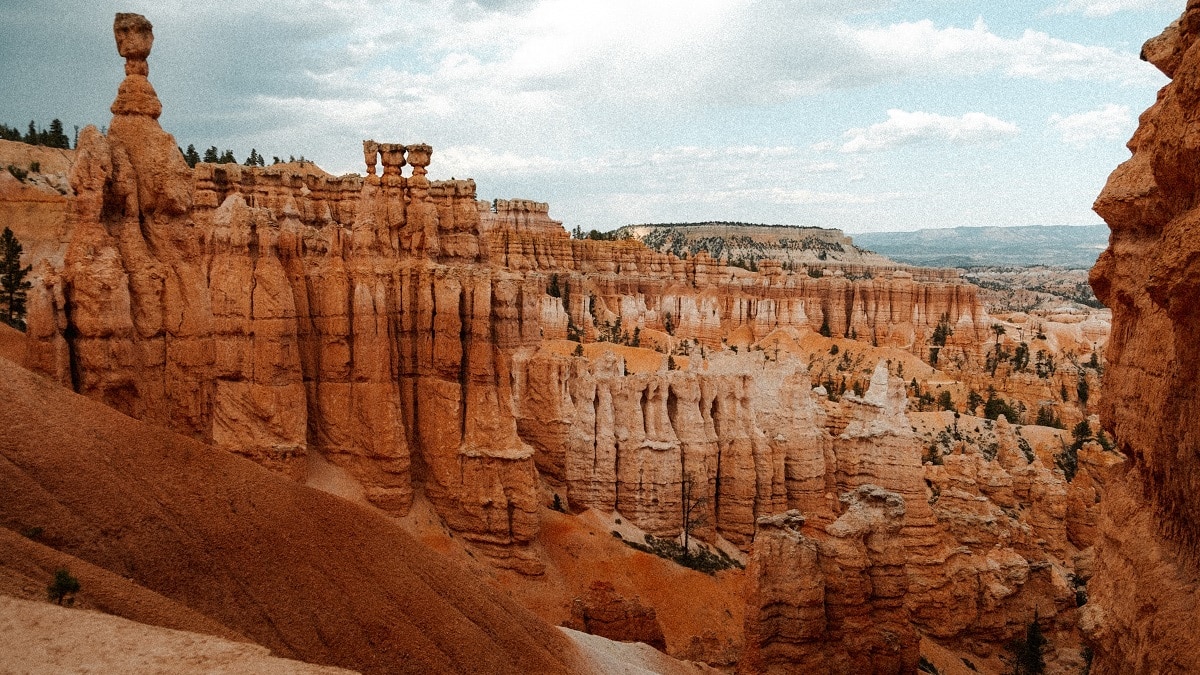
[
  {"left": 24, "top": 120, "right": 36, "bottom": 144},
  {"left": 0, "top": 227, "right": 33, "bottom": 330},
  {"left": 184, "top": 144, "right": 201, "bottom": 168},
  {"left": 1009, "top": 614, "right": 1048, "bottom": 674},
  {"left": 218, "top": 149, "right": 236, "bottom": 164},
  {"left": 203, "top": 146, "right": 219, "bottom": 163},
  {"left": 48, "top": 119, "right": 68, "bottom": 148},
  {"left": 244, "top": 148, "right": 261, "bottom": 166}
]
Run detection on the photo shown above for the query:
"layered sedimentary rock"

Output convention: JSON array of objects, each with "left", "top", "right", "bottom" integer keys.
[
  {"left": 27, "top": 14, "right": 544, "bottom": 572},
  {"left": 518, "top": 348, "right": 1089, "bottom": 657},
  {"left": 1085, "top": 4, "right": 1200, "bottom": 671},
  {"left": 565, "top": 581, "right": 667, "bottom": 651},
  {"left": 740, "top": 490, "right": 917, "bottom": 674},
  {"left": 27, "top": 12, "right": 999, "bottom": 577}
]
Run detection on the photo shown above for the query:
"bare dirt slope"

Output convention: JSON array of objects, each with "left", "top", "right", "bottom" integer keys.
[
  {"left": 0, "top": 323, "right": 24, "bottom": 365},
  {"left": 0, "top": 356, "right": 589, "bottom": 675},
  {"left": 0, "top": 595, "right": 355, "bottom": 675}
]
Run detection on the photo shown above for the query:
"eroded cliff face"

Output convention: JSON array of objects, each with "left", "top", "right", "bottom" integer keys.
[
  {"left": 1085, "top": 4, "right": 1200, "bottom": 672},
  {"left": 18, "top": 13, "right": 1110, "bottom": 670},
  {"left": 26, "top": 12, "right": 998, "bottom": 577},
  {"left": 740, "top": 491, "right": 917, "bottom": 674}
]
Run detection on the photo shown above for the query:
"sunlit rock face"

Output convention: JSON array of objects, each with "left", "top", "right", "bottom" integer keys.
[{"left": 1084, "top": 5, "right": 1200, "bottom": 673}]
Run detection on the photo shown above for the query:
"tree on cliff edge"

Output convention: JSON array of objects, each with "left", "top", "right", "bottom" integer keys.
[{"left": 0, "top": 227, "right": 32, "bottom": 331}]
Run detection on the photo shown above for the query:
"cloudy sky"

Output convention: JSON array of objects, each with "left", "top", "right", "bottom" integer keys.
[{"left": 0, "top": 0, "right": 1181, "bottom": 233}]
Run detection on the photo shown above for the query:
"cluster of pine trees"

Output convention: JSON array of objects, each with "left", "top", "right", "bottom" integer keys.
[
  {"left": 0, "top": 120, "right": 72, "bottom": 149},
  {"left": 180, "top": 144, "right": 305, "bottom": 169}
]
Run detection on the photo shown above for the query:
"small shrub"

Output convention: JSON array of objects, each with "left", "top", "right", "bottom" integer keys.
[
  {"left": 47, "top": 568, "right": 80, "bottom": 605},
  {"left": 7, "top": 165, "right": 28, "bottom": 181},
  {"left": 551, "top": 493, "right": 565, "bottom": 512}
]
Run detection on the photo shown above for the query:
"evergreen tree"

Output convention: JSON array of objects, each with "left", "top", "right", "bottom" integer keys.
[
  {"left": 47, "top": 119, "right": 68, "bottom": 148},
  {"left": 218, "top": 149, "right": 236, "bottom": 164},
  {"left": 203, "top": 146, "right": 219, "bottom": 163},
  {"left": 184, "top": 144, "right": 201, "bottom": 168},
  {"left": 1009, "top": 614, "right": 1048, "bottom": 675},
  {"left": 244, "top": 148, "right": 262, "bottom": 166},
  {"left": 24, "top": 120, "right": 36, "bottom": 144},
  {"left": 0, "top": 227, "right": 33, "bottom": 330}
]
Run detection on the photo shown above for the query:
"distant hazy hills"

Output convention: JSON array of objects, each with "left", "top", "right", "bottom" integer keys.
[{"left": 853, "top": 225, "right": 1108, "bottom": 269}]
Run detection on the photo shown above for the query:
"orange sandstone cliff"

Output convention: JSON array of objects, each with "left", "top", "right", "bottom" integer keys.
[
  {"left": 9, "top": 11, "right": 1111, "bottom": 672},
  {"left": 1086, "top": 3, "right": 1200, "bottom": 672}
]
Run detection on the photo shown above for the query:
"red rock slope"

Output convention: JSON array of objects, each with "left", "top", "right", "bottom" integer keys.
[
  {"left": 0, "top": 355, "right": 588, "bottom": 675},
  {"left": 1086, "top": 4, "right": 1200, "bottom": 672}
]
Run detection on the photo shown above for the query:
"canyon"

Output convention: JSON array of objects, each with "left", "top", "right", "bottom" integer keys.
[{"left": 1, "top": 6, "right": 1191, "bottom": 675}]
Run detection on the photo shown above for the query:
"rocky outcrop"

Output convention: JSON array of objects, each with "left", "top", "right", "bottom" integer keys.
[
  {"left": 565, "top": 581, "right": 667, "bottom": 651},
  {"left": 1085, "top": 4, "right": 1200, "bottom": 672},
  {"left": 740, "top": 489, "right": 917, "bottom": 674},
  {"left": 26, "top": 14, "right": 544, "bottom": 572},
  {"left": 514, "top": 349, "right": 822, "bottom": 548},
  {"left": 480, "top": 198, "right": 564, "bottom": 236}
]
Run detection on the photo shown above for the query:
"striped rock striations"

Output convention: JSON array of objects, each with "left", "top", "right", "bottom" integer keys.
[
  {"left": 740, "top": 490, "right": 917, "bottom": 674},
  {"left": 1086, "top": 4, "right": 1200, "bottom": 672},
  {"left": 18, "top": 15, "right": 1094, "bottom": 668},
  {"left": 26, "top": 13, "right": 998, "bottom": 576}
]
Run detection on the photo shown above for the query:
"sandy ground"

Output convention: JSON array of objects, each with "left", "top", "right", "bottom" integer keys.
[{"left": 0, "top": 595, "right": 355, "bottom": 674}]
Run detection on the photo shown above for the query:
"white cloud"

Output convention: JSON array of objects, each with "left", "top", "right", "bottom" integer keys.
[
  {"left": 856, "top": 19, "right": 1161, "bottom": 86},
  {"left": 1048, "top": 104, "right": 1133, "bottom": 146},
  {"left": 839, "top": 109, "right": 1019, "bottom": 153},
  {"left": 1048, "top": 0, "right": 1178, "bottom": 17}
]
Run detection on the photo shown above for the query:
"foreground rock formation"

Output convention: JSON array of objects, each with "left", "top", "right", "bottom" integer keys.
[{"left": 1086, "top": 4, "right": 1200, "bottom": 672}]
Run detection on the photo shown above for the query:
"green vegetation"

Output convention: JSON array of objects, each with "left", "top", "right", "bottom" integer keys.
[
  {"left": 929, "top": 313, "right": 954, "bottom": 365},
  {"left": 1006, "top": 615, "right": 1048, "bottom": 675},
  {"left": 1, "top": 227, "right": 33, "bottom": 330},
  {"left": 1034, "top": 406, "right": 1064, "bottom": 429},
  {"left": 938, "top": 390, "right": 954, "bottom": 412},
  {"left": 47, "top": 568, "right": 81, "bottom": 606},
  {"left": 0, "top": 119, "right": 71, "bottom": 149},
  {"left": 983, "top": 388, "right": 1023, "bottom": 424},
  {"left": 619, "top": 532, "right": 742, "bottom": 575}
]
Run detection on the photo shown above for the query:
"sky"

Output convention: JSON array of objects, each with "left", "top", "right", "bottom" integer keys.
[{"left": 0, "top": 0, "right": 1183, "bottom": 233}]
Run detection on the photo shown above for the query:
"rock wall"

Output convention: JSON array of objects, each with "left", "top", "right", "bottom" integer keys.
[
  {"left": 516, "top": 349, "right": 1090, "bottom": 655},
  {"left": 25, "top": 12, "right": 998, "bottom": 577},
  {"left": 1086, "top": 4, "right": 1200, "bottom": 672},
  {"left": 739, "top": 491, "right": 918, "bottom": 674}
]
